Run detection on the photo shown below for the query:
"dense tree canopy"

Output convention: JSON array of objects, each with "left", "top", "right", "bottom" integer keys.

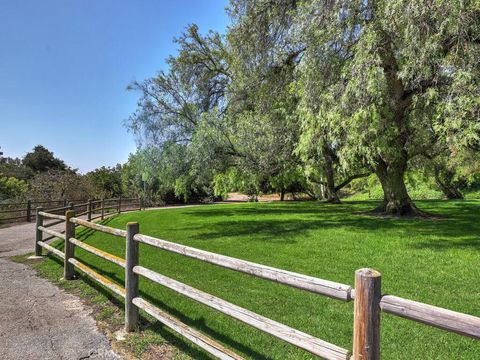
[
  {"left": 126, "top": 0, "right": 480, "bottom": 215},
  {"left": 23, "top": 145, "right": 68, "bottom": 173}
]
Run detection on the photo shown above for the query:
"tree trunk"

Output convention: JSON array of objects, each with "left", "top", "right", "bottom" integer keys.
[
  {"left": 280, "top": 189, "right": 285, "bottom": 201},
  {"left": 323, "top": 147, "right": 341, "bottom": 204},
  {"left": 434, "top": 166, "right": 464, "bottom": 200},
  {"left": 373, "top": 158, "right": 423, "bottom": 216}
]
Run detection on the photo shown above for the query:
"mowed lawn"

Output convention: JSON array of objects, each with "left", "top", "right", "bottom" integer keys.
[{"left": 45, "top": 201, "right": 479, "bottom": 359}]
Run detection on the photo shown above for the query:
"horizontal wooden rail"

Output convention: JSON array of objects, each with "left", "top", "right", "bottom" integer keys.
[
  {"left": 38, "top": 226, "right": 66, "bottom": 240},
  {"left": 69, "top": 238, "right": 126, "bottom": 268},
  {"left": 90, "top": 214, "right": 104, "bottom": 221},
  {"left": 134, "top": 266, "right": 350, "bottom": 360},
  {"left": 39, "top": 211, "right": 66, "bottom": 221},
  {"left": 380, "top": 295, "right": 480, "bottom": 339},
  {"left": 134, "top": 233, "right": 352, "bottom": 301},
  {"left": 45, "top": 205, "right": 71, "bottom": 213},
  {"left": 72, "top": 202, "right": 90, "bottom": 208},
  {"left": 32, "top": 200, "right": 68, "bottom": 205},
  {"left": 70, "top": 217, "right": 127, "bottom": 237},
  {"left": 0, "top": 208, "right": 25, "bottom": 214},
  {"left": 43, "top": 231, "right": 66, "bottom": 242},
  {"left": 37, "top": 241, "right": 65, "bottom": 259},
  {"left": 44, "top": 219, "right": 65, "bottom": 228},
  {"left": 68, "top": 258, "right": 126, "bottom": 298},
  {"left": 0, "top": 215, "right": 28, "bottom": 221},
  {"left": 133, "top": 297, "right": 244, "bottom": 360},
  {"left": 0, "top": 201, "right": 27, "bottom": 206}
]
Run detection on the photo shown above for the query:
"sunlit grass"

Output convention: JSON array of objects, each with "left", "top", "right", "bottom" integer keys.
[{"left": 39, "top": 200, "right": 480, "bottom": 359}]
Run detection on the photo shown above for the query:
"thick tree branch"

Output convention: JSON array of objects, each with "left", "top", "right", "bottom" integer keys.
[{"left": 335, "top": 172, "right": 372, "bottom": 192}]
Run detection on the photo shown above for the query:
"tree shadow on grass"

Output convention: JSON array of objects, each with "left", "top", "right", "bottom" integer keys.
[
  {"left": 47, "top": 254, "right": 270, "bottom": 360},
  {"left": 74, "top": 216, "right": 122, "bottom": 241},
  {"left": 410, "top": 237, "right": 480, "bottom": 251},
  {"left": 185, "top": 216, "right": 478, "bottom": 244},
  {"left": 175, "top": 201, "right": 480, "bottom": 250},
  {"left": 140, "top": 290, "right": 273, "bottom": 360}
]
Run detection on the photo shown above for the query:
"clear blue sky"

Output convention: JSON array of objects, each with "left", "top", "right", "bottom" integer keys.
[{"left": 0, "top": 0, "right": 229, "bottom": 173}]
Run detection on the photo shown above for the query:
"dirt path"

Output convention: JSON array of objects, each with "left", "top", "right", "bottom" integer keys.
[
  {"left": 0, "top": 258, "right": 120, "bottom": 360},
  {"left": 0, "top": 205, "right": 213, "bottom": 360},
  {"left": 0, "top": 217, "right": 120, "bottom": 359},
  {"left": 0, "top": 220, "right": 50, "bottom": 258}
]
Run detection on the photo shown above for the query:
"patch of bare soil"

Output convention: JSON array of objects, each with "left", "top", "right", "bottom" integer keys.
[{"left": 143, "top": 344, "right": 176, "bottom": 360}]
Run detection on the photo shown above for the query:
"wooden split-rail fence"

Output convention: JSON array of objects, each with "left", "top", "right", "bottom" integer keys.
[
  {"left": 0, "top": 197, "right": 141, "bottom": 224},
  {"left": 34, "top": 209, "right": 480, "bottom": 360}
]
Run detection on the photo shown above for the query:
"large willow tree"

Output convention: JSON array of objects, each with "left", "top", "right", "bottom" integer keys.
[{"left": 297, "top": 0, "right": 479, "bottom": 215}]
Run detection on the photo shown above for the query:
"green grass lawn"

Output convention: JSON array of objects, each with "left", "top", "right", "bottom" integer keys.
[{"left": 39, "top": 200, "right": 480, "bottom": 359}]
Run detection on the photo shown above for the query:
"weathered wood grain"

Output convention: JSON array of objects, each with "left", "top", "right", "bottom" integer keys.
[
  {"left": 68, "top": 258, "right": 126, "bottom": 298},
  {"left": 134, "top": 233, "right": 352, "bottom": 301},
  {"left": 133, "top": 297, "right": 244, "bottom": 360},
  {"left": 38, "top": 211, "right": 66, "bottom": 221},
  {"left": 134, "top": 265, "right": 350, "bottom": 360},
  {"left": 0, "top": 208, "right": 27, "bottom": 214},
  {"left": 37, "top": 241, "right": 65, "bottom": 259},
  {"left": 70, "top": 217, "right": 127, "bottom": 237},
  {"left": 353, "top": 268, "right": 381, "bottom": 360},
  {"left": 125, "top": 222, "right": 139, "bottom": 332},
  {"left": 87, "top": 199, "right": 92, "bottom": 221},
  {"left": 380, "top": 295, "right": 480, "bottom": 339},
  {"left": 35, "top": 207, "right": 43, "bottom": 256},
  {"left": 69, "top": 238, "right": 125, "bottom": 268},
  {"left": 43, "top": 229, "right": 66, "bottom": 242},
  {"left": 90, "top": 213, "right": 104, "bottom": 221},
  {"left": 38, "top": 226, "right": 66, "bottom": 240},
  {"left": 64, "top": 210, "right": 76, "bottom": 280},
  {"left": 43, "top": 218, "right": 65, "bottom": 228},
  {"left": 26, "top": 200, "right": 31, "bottom": 222}
]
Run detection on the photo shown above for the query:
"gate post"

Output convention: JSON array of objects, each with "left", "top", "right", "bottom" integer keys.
[
  {"left": 87, "top": 199, "right": 92, "bottom": 221},
  {"left": 353, "top": 268, "right": 381, "bottom": 360},
  {"left": 64, "top": 210, "right": 76, "bottom": 280},
  {"left": 35, "top": 207, "right": 43, "bottom": 256},
  {"left": 125, "top": 222, "right": 139, "bottom": 331},
  {"left": 26, "top": 200, "right": 31, "bottom": 222}
]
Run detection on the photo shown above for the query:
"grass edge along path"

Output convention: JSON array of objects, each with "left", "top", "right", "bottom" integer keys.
[{"left": 12, "top": 255, "right": 198, "bottom": 360}]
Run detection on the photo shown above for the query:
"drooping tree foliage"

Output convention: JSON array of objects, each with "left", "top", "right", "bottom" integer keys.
[
  {"left": 296, "top": 0, "right": 480, "bottom": 215},
  {"left": 127, "top": 0, "right": 480, "bottom": 216}
]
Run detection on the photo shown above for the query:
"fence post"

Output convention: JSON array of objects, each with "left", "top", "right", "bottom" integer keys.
[
  {"left": 69, "top": 201, "right": 74, "bottom": 210},
  {"left": 125, "top": 222, "right": 139, "bottom": 331},
  {"left": 138, "top": 196, "right": 142, "bottom": 211},
  {"left": 87, "top": 199, "right": 92, "bottom": 221},
  {"left": 101, "top": 199, "right": 105, "bottom": 220},
  {"left": 117, "top": 196, "right": 121, "bottom": 214},
  {"left": 353, "top": 268, "right": 381, "bottom": 360},
  {"left": 64, "top": 210, "right": 76, "bottom": 280},
  {"left": 26, "top": 200, "right": 31, "bottom": 222},
  {"left": 35, "top": 207, "right": 43, "bottom": 256},
  {"left": 63, "top": 199, "right": 67, "bottom": 207}
]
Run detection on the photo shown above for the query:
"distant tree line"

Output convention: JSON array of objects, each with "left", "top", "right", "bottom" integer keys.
[
  {"left": 0, "top": 145, "right": 137, "bottom": 203},
  {"left": 126, "top": 0, "right": 480, "bottom": 216}
]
